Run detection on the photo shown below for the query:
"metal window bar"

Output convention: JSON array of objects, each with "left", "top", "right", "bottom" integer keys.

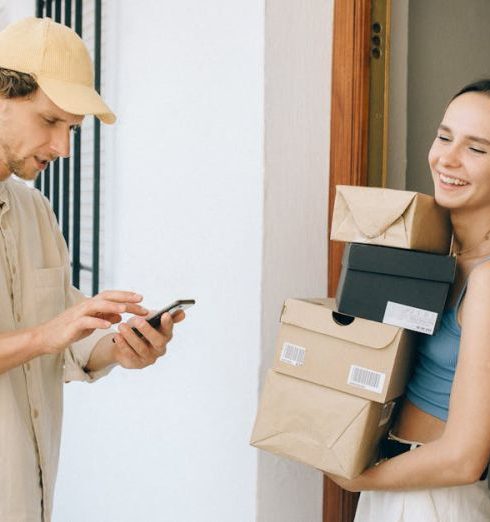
[{"left": 34, "top": 0, "right": 102, "bottom": 295}]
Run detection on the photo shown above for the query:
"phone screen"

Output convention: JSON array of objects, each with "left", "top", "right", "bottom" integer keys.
[{"left": 132, "top": 299, "right": 195, "bottom": 337}]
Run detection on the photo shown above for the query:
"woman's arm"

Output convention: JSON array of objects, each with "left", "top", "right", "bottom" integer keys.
[{"left": 328, "top": 262, "right": 490, "bottom": 492}]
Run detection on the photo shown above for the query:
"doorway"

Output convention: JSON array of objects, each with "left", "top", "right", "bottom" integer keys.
[
  {"left": 326, "top": 0, "right": 490, "bottom": 520},
  {"left": 388, "top": 0, "right": 490, "bottom": 194}
]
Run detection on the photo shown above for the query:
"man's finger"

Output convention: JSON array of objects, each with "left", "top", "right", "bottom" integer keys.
[
  {"left": 135, "top": 318, "right": 167, "bottom": 348},
  {"left": 125, "top": 303, "right": 149, "bottom": 316},
  {"left": 96, "top": 290, "right": 143, "bottom": 303},
  {"left": 171, "top": 310, "right": 186, "bottom": 324},
  {"left": 159, "top": 313, "right": 174, "bottom": 336},
  {"left": 118, "top": 323, "right": 154, "bottom": 359}
]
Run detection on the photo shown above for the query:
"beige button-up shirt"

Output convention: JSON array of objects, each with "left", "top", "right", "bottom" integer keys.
[{"left": 0, "top": 178, "right": 110, "bottom": 522}]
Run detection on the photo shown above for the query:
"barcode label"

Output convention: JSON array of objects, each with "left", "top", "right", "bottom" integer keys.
[
  {"left": 379, "top": 401, "right": 396, "bottom": 426},
  {"left": 347, "top": 365, "right": 385, "bottom": 394},
  {"left": 280, "top": 342, "right": 306, "bottom": 367},
  {"left": 383, "top": 301, "right": 437, "bottom": 335}
]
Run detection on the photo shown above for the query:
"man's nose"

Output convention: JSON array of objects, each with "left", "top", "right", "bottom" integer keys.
[{"left": 49, "top": 127, "right": 71, "bottom": 158}]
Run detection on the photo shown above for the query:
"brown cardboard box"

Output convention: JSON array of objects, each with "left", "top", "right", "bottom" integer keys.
[
  {"left": 273, "top": 298, "right": 415, "bottom": 402},
  {"left": 250, "top": 370, "right": 396, "bottom": 478},
  {"left": 330, "top": 185, "right": 452, "bottom": 254}
]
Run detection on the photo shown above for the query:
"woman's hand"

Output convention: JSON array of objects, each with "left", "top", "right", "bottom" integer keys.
[
  {"left": 324, "top": 472, "right": 366, "bottom": 493},
  {"left": 34, "top": 290, "right": 148, "bottom": 355}
]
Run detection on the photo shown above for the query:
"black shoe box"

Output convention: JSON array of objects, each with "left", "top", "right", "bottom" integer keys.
[{"left": 335, "top": 243, "right": 456, "bottom": 335}]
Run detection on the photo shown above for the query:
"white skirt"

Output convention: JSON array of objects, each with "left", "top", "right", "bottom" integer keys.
[{"left": 354, "top": 481, "right": 490, "bottom": 522}]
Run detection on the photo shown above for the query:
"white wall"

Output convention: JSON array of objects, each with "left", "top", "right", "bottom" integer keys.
[
  {"left": 0, "top": 0, "right": 31, "bottom": 26},
  {"left": 406, "top": 0, "right": 490, "bottom": 194},
  {"left": 0, "top": 1, "right": 332, "bottom": 520},
  {"left": 257, "top": 1, "right": 332, "bottom": 521},
  {"left": 386, "top": 0, "right": 408, "bottom": 190},
  {"left": 55, "top": 2, "right": 264, "bottom": 521}
]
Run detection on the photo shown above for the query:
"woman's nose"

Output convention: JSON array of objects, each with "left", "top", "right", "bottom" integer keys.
[{"left": 439, "top": 144, "right": 461, "bottom": 167}]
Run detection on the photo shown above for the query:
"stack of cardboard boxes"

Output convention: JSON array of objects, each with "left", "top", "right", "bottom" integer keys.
[{"left": 250, "top": 186, "right": 456, "bottom": 479}]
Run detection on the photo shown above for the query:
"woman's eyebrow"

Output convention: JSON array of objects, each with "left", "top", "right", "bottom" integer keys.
[{"left": 438, "top": 124, "right": 490, "bottom": 145}]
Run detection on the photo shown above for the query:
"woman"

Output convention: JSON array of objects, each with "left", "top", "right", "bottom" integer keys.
[{"left": 328, "top": 80, "right": 490, "bottom": 521}]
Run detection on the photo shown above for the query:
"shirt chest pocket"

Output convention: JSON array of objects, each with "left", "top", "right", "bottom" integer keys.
[{"left": 34, "top": 266, "right": 66, "bottom": 323}]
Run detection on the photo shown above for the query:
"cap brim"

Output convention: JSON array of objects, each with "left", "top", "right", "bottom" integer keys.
[{"left": 37, "top": 77, "right": 116, "bottom": 124}]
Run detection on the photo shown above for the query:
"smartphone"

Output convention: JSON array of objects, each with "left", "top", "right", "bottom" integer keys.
[{"left": 132, "top": 299, "right": 195, "bottom": 338}]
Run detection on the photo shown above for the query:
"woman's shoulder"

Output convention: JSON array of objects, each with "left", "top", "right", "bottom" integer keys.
[
  {"left": 464, "top": 259, "right": 490, "bottom": 301},
  {"left": 468, "top": 257, "right": 490, "bottom": 281}
]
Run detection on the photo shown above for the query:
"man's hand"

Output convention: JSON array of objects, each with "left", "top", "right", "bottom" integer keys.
[
  {"left": 111, "top": 310, "right": 186, "bottom": 369},
  {"left": 35, "top": 290, "right": 148, "bottom": 355}
]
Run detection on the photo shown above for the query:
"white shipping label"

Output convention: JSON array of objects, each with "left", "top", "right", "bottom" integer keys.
[
  {"left": 347, "top": 365, "right": 386, "bottom": 394},
  {"left": 383, "top": 301, "right": 437, "bottom": 335},
  {"left": 379, "top": 401, "right": 396, "bottom": 427},
  {"left": 280, "top": 342, "right": 306, "bottom": 367}
]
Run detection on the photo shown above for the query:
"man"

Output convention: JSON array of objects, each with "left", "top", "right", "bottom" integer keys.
[{"left": 0, "top": 17, "right": 183, "bottom": 522}]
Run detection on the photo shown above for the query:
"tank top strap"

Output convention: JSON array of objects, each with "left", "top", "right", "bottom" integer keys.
[{"left": 454, "top": 255, "right": 490, "bottom": 311}]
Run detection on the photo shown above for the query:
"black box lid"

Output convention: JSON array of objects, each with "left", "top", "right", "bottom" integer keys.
[{"left": 342, "top": 243, "right": 456, "bottom": 283}]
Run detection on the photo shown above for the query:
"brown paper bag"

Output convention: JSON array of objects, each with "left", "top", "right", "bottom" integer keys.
[
  {"left": 330, "top": 185, "right": 451, "bottom": 253},
  {"left": 250, "top": 370, "right": 395, "bottom": 478}
]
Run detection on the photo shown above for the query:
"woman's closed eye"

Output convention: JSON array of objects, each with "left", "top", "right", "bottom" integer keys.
[
  {"left": 437, "top": 134, "right": 451, "bottom": 142},
  {"left": 469, "top": 146, "right": 487, "bottom": 154}
]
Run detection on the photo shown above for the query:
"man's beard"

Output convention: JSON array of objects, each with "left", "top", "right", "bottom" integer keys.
[
  {"left": 1, "top": 145, "right": 39, "bottom": 181},
  {"left": 9, "top": 158, "right": 32, "bottom": 179}
]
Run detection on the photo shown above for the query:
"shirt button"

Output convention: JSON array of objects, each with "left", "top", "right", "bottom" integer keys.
[{"left": 32, "top": 409, "right": 39, "bottom": 419}]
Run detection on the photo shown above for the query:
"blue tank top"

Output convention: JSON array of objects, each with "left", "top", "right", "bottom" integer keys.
[
  {"left": 405, "top": 258, "right": 490, "bottom": 422},
  {"left": 405, "top": 306, "right": 461, "bottom": 421}
]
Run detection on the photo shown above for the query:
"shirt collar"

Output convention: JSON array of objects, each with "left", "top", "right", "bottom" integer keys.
[
  {"left": 0, "top": 179, "right": 10, "bottom": 212},
  {"left": 0, "top": 181, "right": 6, "bottom": 207}
]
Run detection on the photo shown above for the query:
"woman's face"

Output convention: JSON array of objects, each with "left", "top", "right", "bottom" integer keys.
[{"left": 428, "top": 92, "right": 490, "bottom": 211}]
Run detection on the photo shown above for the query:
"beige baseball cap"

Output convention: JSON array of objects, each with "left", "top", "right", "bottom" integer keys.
[{"left": 0, "top": 17, "right": 116, "bottom": 124}]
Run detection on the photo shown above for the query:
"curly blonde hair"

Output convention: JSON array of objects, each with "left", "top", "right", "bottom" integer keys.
[{"left": 0, "top": 67, "right": 38, "bottom": 98}]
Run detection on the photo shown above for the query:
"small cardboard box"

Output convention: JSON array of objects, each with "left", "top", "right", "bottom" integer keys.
[
  {"left": 330, "top": 185, "right": 452, "bottom": 254},
  {"left": 274, "top": 298, "right": 414, "bottom": 402},
  {"left": 250, "top": 370, "right": 396, "bottom": 478},
  {"left": 336, "top": 243, "right": 456, "bottom": 335}
]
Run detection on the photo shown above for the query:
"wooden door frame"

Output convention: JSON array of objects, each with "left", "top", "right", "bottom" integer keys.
[{"left": 324, "top": 0, "right": 372, "bottom": 520}]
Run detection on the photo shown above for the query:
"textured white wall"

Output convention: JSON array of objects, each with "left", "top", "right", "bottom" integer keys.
[
  {"left": 257, "top": 1, "right": 333, "bottom": 521},
  {"left": 406, "top": 0, "right": 490, "bottom": 194},
  {"left": 386, "top": 0, "right": 408, "bottom": 190},
  {"left": 0, "top": 0, "right": 31, "bottom": 26},
  {"left": 54, "top": 2, "right": 264, "bottom": 521},
  {"left": 0, "top": 1, "right": 333, "bottom": 520}
]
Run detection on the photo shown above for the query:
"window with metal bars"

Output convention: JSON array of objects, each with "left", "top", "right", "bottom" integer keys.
[{"left": 35, "top": 0, "right": 104, "bottom": 296}]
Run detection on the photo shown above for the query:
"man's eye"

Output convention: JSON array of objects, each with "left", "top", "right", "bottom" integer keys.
[
  {"left": 43, "top": 118, "right": 56, "bottom": 125},
  {"left": 437, "top": 134, "right": 451, "bottom": 142}
]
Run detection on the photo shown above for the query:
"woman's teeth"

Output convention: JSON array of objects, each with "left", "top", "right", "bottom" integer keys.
[{"left": 440, "top": 173, "right": 468, "bottom": 186}]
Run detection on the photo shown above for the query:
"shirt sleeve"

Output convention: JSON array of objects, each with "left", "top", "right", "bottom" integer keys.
[
  {"left": 35, "top": 191, "right": 116, "bottom": 383},
  {"left": 63, "top": 286, "right": 117, "bottom": 383}
]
